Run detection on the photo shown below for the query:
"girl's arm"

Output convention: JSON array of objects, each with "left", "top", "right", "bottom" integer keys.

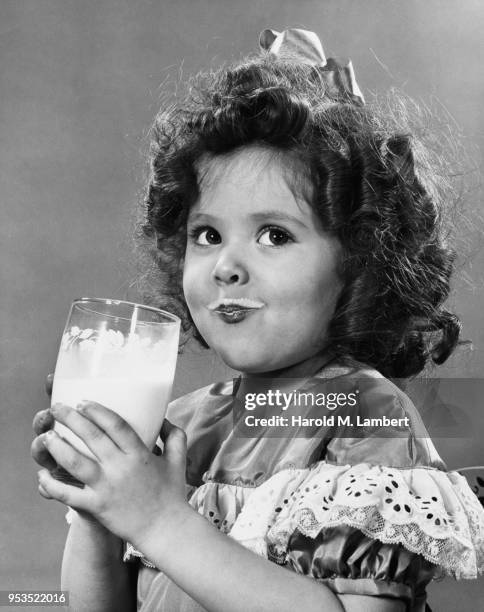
[
  {"left": 133, "top": 503, "right": 403, "bottom": 612},
  {"left": 136, "top": 503, "right": 339, "bottom": 612},
  {"left": 61, "top": 513, "right": 137, "bottom": 612}
]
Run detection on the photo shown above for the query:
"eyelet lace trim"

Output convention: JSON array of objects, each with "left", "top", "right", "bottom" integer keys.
[{"left": 227, "top": 462, "right": 484, "bottom": 579}]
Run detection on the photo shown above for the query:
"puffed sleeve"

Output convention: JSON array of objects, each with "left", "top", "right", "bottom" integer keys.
[{"left": 228, "top": 374, "right": 484, "bottom": 610}]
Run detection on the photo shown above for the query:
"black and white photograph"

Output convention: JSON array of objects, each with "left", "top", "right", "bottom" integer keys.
[{"left": 2, "top": 1, "right": 484, "bottom": 610}]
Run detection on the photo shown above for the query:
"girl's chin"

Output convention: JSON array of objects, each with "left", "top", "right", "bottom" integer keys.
[
  {"left": 210, "top": 339, "right": 328, "bottom": 375},
  {"left": 214, "top": 347, "right": 304, "bottom": 375},
  {"left": 214, "top": 346, "right": 275, "bottom": 374}
]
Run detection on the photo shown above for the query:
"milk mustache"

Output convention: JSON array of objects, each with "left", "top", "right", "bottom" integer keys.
[{"left": 52, "top": 326, "right": 178, "bottom": 457}]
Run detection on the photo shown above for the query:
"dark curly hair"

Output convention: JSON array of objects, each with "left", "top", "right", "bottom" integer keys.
[{"left": 134, "top": 51, "right": 470, "bottom": 379}]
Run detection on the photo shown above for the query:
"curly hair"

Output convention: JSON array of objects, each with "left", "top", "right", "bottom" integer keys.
[{"left": 134, "top": 51, "right": 469, "bottom": 379}]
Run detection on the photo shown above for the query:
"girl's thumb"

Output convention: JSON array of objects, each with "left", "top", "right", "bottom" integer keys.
[{"left": 160, "top": 419, "right": 187, "bottom": 466}]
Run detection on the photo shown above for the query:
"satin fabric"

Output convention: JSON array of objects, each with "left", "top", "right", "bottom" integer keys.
[
  {"left": 286, "top": 525, "right": 438, "bottom": 612},
  {"left": 132, "top": 356, "right": 449, "bottom": 611}
]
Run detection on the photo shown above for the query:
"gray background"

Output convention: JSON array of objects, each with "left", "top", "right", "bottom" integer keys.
[{"left": 1, "top": 0, "right": 483, "bottom": 609}]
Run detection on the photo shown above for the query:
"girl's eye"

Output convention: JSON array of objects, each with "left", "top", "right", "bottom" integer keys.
[
  {"left": 258, "top": 226, "right": 292, "bottom": 247},
  {"left": 189, "top": 226, "right": 221, "bottom": 245}
]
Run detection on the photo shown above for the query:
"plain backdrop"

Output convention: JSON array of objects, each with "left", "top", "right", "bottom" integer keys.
[{"left": 1, "top": 1, "right": 483, "bottom": 609}]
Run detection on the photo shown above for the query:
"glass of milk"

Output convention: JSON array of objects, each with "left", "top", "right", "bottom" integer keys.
[{"left": 50, "top": 297, "right": 180, "bottom": 487}]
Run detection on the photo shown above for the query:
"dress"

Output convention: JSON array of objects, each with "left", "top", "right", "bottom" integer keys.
[{"left": 69, "top": 356, "right": 484, "bottom": 611}]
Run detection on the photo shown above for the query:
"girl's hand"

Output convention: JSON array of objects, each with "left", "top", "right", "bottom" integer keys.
[
  {"left": 31, "top": 374, "right": 57, "bottom": 498},
  {"left": 36, "top": 401, "right": 188, "bottom": 544},
  {"left": 31, "top": 374, "right": 162, "bottom": 474}
]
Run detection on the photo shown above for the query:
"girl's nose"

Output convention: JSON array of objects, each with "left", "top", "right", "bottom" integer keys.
[{"left": 212, "top": 250, "right": 249, "bottom": 285}]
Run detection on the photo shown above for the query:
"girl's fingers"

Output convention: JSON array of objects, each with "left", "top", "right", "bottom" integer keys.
[
  {"left": 160, "top": 419, "right": 187, "bottom": 467},
  {"left": 37, "top": 469, "right": 91, "bottom": 510},
  {"left": 74, "top": 401, "right": 145, "bottom": 454},
  {"left": 30, "top": 435, "right": 57, "bottom": 471},
  {"left": 50, "top": 403, "right": 119, "bottom": 461},
  {"left": 42, "top": 430, "right": 99, "bottom": 485},
  {"left": 37, "top": 479, "right": 53, "bottom": 499},
  {"left": 32, "top": 409, "right": 54, "bottom": 435}
]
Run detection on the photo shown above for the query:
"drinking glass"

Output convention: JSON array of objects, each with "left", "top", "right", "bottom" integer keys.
[{"left": 50, "top": 297, "right": 180, "bottom": 486}]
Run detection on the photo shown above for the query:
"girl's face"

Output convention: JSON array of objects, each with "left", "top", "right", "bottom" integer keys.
[{"left": 183, "top": 146, "right": 343, "bottom": 375}]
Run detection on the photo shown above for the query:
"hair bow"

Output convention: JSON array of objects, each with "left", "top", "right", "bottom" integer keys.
[{"left": 259, "top": 28, "right": 365, "bottom": 106}]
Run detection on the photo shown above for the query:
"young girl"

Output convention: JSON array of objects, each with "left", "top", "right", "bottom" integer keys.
[{"left": 31, "top": 28, "right": 484, "bottom": 612}]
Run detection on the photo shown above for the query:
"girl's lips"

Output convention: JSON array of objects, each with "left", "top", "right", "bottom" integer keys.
[
  {"left": 214, "top": 309, "right": 256, "bottom": 324},
  {"left": 208, "top": 297, "right": 265, "bottom": 311},
  {"left": 207, "top": 298, "right": 265, "bottom": 324}
]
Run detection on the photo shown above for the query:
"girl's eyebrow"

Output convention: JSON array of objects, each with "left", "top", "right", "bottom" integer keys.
[{"left": 188, "top": 211, "right": 308, "bottom": 229}]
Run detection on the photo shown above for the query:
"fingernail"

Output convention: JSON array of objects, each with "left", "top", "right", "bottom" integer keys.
[
  {"left": 77, "top": 401, "right": 89, "bottom": 413},
  {"left": 39, "top": 410, "right": 53, "bottom": 425}
]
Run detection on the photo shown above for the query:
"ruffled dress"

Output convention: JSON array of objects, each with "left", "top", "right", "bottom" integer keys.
[{"left": 72, "top": 357, "right": 484, "bottom": 611}]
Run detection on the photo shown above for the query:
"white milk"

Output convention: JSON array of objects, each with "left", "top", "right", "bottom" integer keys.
[
  {"left": 52, "top": 377, "right": 173, "bottom": 456},
  {"left": 51, "top": 326, "right": 179, "bottom": 458}
]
